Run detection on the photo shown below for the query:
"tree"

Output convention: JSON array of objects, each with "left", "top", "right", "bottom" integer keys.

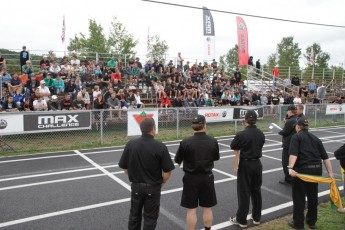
[
  {"left": 146, "top": 35, "right": 169, "bottom": 63},
  {"left": 219, "top": 45, "right": 239, "bottom": 74},
  {"left": 108, "top": 16, "right": 138, "bottom": 58},
  {"left": 304, "top": 43, "right": 330, "bottom": 69},
  {"left": 68, "top": 19, "right": 107, "bottom": 56},
  {"left": 266, "top": 36, "right": 301, "bottom": 75}
]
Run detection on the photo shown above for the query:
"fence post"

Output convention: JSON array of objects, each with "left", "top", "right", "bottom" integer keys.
[
  {"left": 100, "top": 110, "right": 104, "bottom": 145},
  {"left": 279, "top": 105, "right": 282, "bottom": 127},
  {"left": 288, "top": 67, "right": 291, "bottom": 78},
  {"left": 314, "top": 104, "right": 317, "bottom": 128},
  {"left": 176, "top": 108, "right": 179, "bottom": 139},
  {"left": 234, "top": 120, "right": 237, "bottom": 133}
]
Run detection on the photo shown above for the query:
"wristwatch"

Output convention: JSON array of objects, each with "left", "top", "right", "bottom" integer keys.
[{"left": 287, "top": 166, "right": 293, "bottom": 169}]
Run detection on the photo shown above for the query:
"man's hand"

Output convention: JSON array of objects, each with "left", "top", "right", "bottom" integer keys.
[{"left": 289, "top": 168, "right": 298, "bottom": 177}]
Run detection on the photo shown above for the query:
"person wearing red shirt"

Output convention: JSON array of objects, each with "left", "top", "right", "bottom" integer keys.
[
  {"left": 272, "top": 66, "right": 280, "bottom": 88},
  {"left": 160, "top": 93, "right": 172, "bottom": 108}
]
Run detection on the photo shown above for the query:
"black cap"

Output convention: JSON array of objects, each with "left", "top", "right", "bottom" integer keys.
[
  {"left": 245, "top": 110, "right": 257, "bottom": 122},
  {"left": 192, "top": 115, "right": 206, "bottom": 124},
  {"left": 297, "top": 118, "right": 309, "bottom": 127},
  {"left": 287, "top": 105, "right": 297, "bottom": 111}
]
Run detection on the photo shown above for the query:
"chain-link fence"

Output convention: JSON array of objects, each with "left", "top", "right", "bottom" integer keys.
[{"left": 1, "top": 104, "right": 344, "bottom": 154}]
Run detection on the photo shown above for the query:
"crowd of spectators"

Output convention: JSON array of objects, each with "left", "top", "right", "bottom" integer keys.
[{"left": 0, "top": 49, "right": 342, "bottom": 115}]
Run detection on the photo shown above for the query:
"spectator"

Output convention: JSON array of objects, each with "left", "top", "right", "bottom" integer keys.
[
  {"left": 38, "top": 80, "right": 51, "bottom": 102},
  {"left": 309, "top": 79, "right": 316, "bottom": 94},
  {"left": 53, "top": 75, "right": 65, "bottom": 95},
  {"left": 25, "top": 75, "right": 39, "bottom": 97},
  {"left": 60, "top": 93, "right": 73, "bottom": 110},
  {"left": 79, "top": 88, "right": 90, "bottom": 109},
  {"left": 49, "top": 61, "right": 61, "bottom": 78},
  {"left": 177, "top": 52, "right": 184, "bottom": 71},
  {"left": 107, "top": 57, "right": 117, "bottom": 71},
  {"left": 283, "top": 76, "right": 291, "bottom": 92},
  {"left": 234, "top": 68, "right": 242, "bottom": 84},
  {"left": 117, "top": 89, "right": 129, "bottom": 109},
  {"left": 12, "top": 87, "right": 25, "bottom": 110},
  {"left": 73, "top": 94, "right": 86, "bottom": 110},
  {"left": 111, "top": 68, "right": 122, "bottom": 86},
  {"left": 19, "top": 46, "right": 30, "bottom": 73},
  {"left": 1, "top": 68, "right": 12, "bottom": 88},
  {"left": 33, "top": 95, "right": 48, "bottom": 111},
  {"left": 255, "top": 59, "right": 261, "bottom": 77},
  {"left": 8, "top": 72, "right": 22, "bottom": 95},
  {"left": 272, "top": 65, "right": 280, "bottom": 88},
  {"left": 173, "top": 94, "right": 184, "bottom": 108},
  {"left": 248, "top": 56, "right": 254, "bottom": 66},
  {"left": 3, "top": 95, "right": 19, "bottom": 112},
  {"left": 134, "top": 57, "right": 142, "bottom": 69},
  {"left": 70, "top": 54, "right": 80, "bottom": 67},
  {"left": 43, "top": 73, "right": 54, "bottom": 92},
  {"left": 40, "top": 55, "right": 50, "bottom": 69},
  {"left": 65, "top": 79, "right": 77, "bottom": 100},
  {"left": 184, "top": 94, "right": 196, "bottom": 107},
  {"left": 22, "top": 60, "right": 34, "bottom": 78},
  {"left": 291, "top": 74, "right": 300, "bottom": 92},
  {"left": 183, "top": 61, "right": 190, "bottom": 72},
  {"left": 0, "top": 53, "right": 5, "bottom": 71},
  {"left": 134, "top": 91, "right": 144, "bottom": 108},
  {"left": 48, "top": 95, "right": 60, "bottom": 110},
  {"left": 160, "top": 93, "right": 172, "bottom": 108}
]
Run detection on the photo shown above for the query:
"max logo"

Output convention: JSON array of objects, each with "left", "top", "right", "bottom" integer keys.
[
  {"left": 133, "top": 111, "right": 154, "bottom": 125},
  {"left": 38, "top": 115, "right": 79, "bottom": 124}
]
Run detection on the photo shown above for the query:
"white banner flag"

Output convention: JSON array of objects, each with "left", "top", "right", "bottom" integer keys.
[{"left": 127, "top": 110, "right": 158, "bottom": 136}]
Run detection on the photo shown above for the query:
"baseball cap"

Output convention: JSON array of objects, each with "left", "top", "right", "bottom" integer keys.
[
  {"left": 40, "top": 80, "right": 45, "bottom": 84},
  {"left": 51, "top": 95, "right": 58, "bottom": 100},
  {"left": 245, "top": 110, "right": 257, "bottom": 122},
  {"left": 287, "top": 105, "right": 297, "bottom": 111},
  {"left": 192, "top": 115, "right": 206, "bottom": 124},
  {"left": 297, "top": 118, "right": 309, "bottom": 127}
]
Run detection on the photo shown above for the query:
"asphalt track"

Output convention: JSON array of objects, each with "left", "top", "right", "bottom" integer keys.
[{"left": 0, "top": 126, "right": 344, "bottom": 230}]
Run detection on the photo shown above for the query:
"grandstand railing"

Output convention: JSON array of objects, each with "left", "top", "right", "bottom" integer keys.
[{"left": 0, "top": 104, "right": 344, "bottom": 153}]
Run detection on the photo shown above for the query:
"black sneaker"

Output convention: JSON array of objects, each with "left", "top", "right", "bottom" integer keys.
[
  {"left": 288, "top": 220, "right": 305, "bottom": 230},
  {"left": 250, "top": 216, "right": 260, "bottom": 225},
  {"left": 279, "top": 180, "right": 291, "bottom": 185},
  {"left": 229, "top": 217, "right": 247, "bottom": 228}
]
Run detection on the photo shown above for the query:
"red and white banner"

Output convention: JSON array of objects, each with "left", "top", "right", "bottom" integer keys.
[
  {"left": 236, "top": 16, "right": 248, "bottom": 66},
  {"left": 198, "top": 108, "right": 234, "bottom": 123},
  {"left": 127, "top": 110, "right": 158, "bottom": 136},
  {"left": 325, "top": 104, "right": 345, "bottom": 115}
]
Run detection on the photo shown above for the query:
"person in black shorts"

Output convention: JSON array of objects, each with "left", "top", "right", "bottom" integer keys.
[
  {"left": 334, "top": 143, "right": 345, "bottom": 213},
  {"left": 119, "top": 118, "right": 175, "bottom": 230},
  {"left": 175, "top": 115, "right": 220, "bottom": 230},
  {"left": 229, "top": 110, "right": 265, "bottom": 228}
]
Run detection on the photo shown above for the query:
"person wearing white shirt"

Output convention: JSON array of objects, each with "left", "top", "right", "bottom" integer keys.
[
  {"left": 38, "top": 80, "right": 51, "bottom": 102},
  {"left": 70, "top": 55, "right": 80, "bottom": 67},
  {"left": 33, "top": 96, "right": 48, "bottom": 111},
  {"left": 134, "top": 91, "right": 145, "bottom": 108},
  {"left": 49, "top": 61, "right": 61, "bottom": 77},
  {"left": 293, "top": 95, "right": 302, "bottom": 104}
]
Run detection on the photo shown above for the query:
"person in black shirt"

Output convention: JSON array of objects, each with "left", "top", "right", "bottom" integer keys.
[
  {"left": 278, "top": 105, "right": 297, "bottom": 185},
  {"left": 119, "top": 118, "right": 175, "bottom": 230},
  {"left": 175, "top": 115, "right": 219, "bottom": 230},
  {"left": 229, "top": 110, "right": 265, "bottom": 228},
  {"left": 19, "top": 46, "right": 30, "bottom": 73},
  {"left": 296, "top": 104, "right": 306, "bottom": 121},
  {"left": 287, "top": 118, "right": 334, "bottom": 229},
  {"left": 334, "top": 143, "right": 345, "bottom": 212}
]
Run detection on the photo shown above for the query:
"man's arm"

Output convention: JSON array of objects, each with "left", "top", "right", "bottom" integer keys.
[
  {"left": 287, "top": 155, "right": 298, "bottom": 177},
  {"left": 233, "top": 149, "right": 240, "bottom": 172},
  {"left": 162, "top": 171, "right": 172, "bottom": 184},
  {"left": 323, "top": 159, "right": 334, "bottom": 179}
]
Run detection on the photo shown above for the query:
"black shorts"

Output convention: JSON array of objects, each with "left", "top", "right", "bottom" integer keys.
[{"left": 181, "top": 172, "right": 217, "bottom": 208}]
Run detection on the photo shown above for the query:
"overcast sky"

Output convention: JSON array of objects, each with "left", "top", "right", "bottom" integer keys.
[{"left": 2, "top": 0, "right": 345, "bottom": 67}]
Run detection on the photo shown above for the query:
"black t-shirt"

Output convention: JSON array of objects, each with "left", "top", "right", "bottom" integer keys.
[
  {"left": 230, "top": 125, "right": 265, "bottom": 159},
  {"left": 119, "top": 134, "right": 175, "bottom": 185},
  {"left": 73, "top": 100, "right": 85, "bottom": 109},
  {"left": 289, "top": 130, "right": 328, "bottom": 167},
  {"left": 279, "top": 114, "right": 297, "bottom": 149},
  {"left": 175, "top": 132, "right": 220, "bottom": 173},
  {"left": 272, "top": 97, "right": 279, "bottom": 105}
]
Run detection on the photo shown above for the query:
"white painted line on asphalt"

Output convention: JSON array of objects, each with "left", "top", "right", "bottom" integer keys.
[
  {"left": 74, "top": 150, "right": 131, "bottom": 191},
  {"left": 0, "top": 154, "right": 78, "bottom": 164},
  {"left": 0, "top": 172, "right": 124, "bottom": 191},
  {"left": 210, "top": 186, "right": 344, "bottom": 230},
  {"left": 261, "top": 185, "right": 291, "bottom": 200},
  {"left": 0, "top": 165, "right": 117, "bottom": 182},
  {"left": 0, "top": 197, "right": 131, "bottom": 228},
  {"left": 217, "top": 142, "right": 229, "bottom": 148},
  {"left": 315, "top": 129, "right": 345, "bottom": 135},
  {"left": 262, "top": 155, "right": 282, "bottom": 161},
  {"left": 212, "top": 169, "right": 236, "bottom": 178},
  {"left": 265, "top": 138, "right": 283, "bottom": 144}
]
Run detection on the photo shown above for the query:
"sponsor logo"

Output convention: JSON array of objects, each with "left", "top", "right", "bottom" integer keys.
[
  {"left": 238, "top": 22, "right": 246, "bottom": 30},
  {"left": 205, "top": 15, "right": 212, "bottom": 34},
  {"left": 204, "top": 112, "right": 220, "bottom": 118},
  {"left": 222, "top": 111, "right": 227, "bottom": 117},
  {"left": 239, "top": 109, "right": 259, "bottom": 118},
  {"left": 0, "top": 119, "right": 7, "bottom": 129},
  {"left": 330, "top": 107, "right": 338, "bottom": 111},
  {"left": 37, "top": 115, "right": 79, "bottom": 129},
  {"left": 206, "top": 37, "right": 211, "bottom": 42},
  {"left": 340, "top": 106, "right": 343, "bottom": 112},
  {"left": 133, "top": 111, "right": 154, "bottom": 125}
]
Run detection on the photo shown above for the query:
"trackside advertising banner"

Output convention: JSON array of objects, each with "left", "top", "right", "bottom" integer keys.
[
  {"left": 236, "top": 16, "right": 249, "bottom": 66},
  {"left": 203, "top": 7, "right": 215, "bottom": 61},
  {"left": 198, "top": 108, "right": 234, "bottom": 123},
  {"left": 232, "top": 107, "right": 264, "bottom": 120},
  {"left": 325, "top": 104, "right": 345, "bottom": 115},
  {"left": 127, "top": 110, "right": 158, "bottom": 136},
  {"left": 23, "top": 111, "right": 91, "bottom": 132},
  {"left": 0, "top": 114, "right": 24, "bottom": 135}
]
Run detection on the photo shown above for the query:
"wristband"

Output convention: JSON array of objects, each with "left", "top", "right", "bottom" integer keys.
[{"left": 287, "top": 166, "right": 293, "bottom": 169}]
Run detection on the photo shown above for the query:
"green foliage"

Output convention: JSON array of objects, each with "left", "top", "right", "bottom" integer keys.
[
  {"left": 146, "top": 35, "right": 169, "bottom": 62},
  {"left": 219, "top": 44, "right": 239, "bottom": 74},
  {"left": 304, "top": 43, "right": 330, "bottom": 69},
  {"left": 108, "top": 16, "right": 138, "bottom": 58}
]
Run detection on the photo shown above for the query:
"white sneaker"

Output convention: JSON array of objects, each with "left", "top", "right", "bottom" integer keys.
[
  {"left": 229, "top": 217, "right": 247, "bottom": 228},
  {"left": 251, "top": 216, "right": 260, "bottom": 225}
]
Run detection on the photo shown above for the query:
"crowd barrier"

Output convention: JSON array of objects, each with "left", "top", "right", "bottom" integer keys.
[{"left": 0, "top": 104, "right": 344, "bottom": 153}]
